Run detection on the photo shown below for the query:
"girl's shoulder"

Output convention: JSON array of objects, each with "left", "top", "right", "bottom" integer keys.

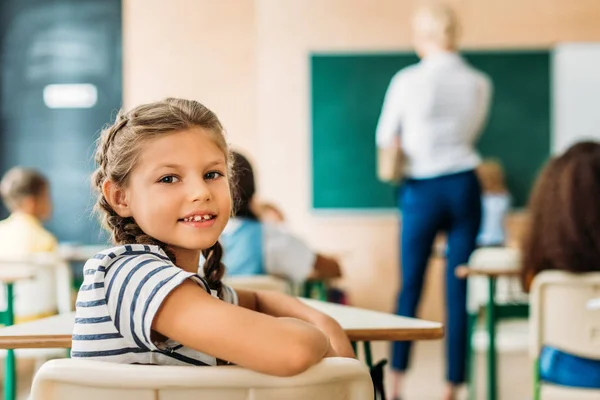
[
  {"left": 94, "top": 243, "right": 169, "bottom": 258},
  {"left": 86, "top": 244, "right": 173, "bottom": 270}
]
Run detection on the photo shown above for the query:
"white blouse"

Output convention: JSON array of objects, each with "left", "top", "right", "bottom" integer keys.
[{"left": 376, "top": 52, "right": 493, "bottom": 179}]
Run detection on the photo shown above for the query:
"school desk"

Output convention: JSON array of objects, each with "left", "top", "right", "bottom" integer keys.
[{"left": 0, "top": 298, "right": 443, "bottom": 371}]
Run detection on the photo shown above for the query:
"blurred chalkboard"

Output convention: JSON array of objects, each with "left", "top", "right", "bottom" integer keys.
[
  {"left": 311, "top": 50, "right": 550, "bottom": 209},
  {"left": 0, "top": 0, "right": 122, "bottom": 244}
]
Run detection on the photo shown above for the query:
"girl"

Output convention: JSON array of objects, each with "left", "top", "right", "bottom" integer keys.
[
  {"left": 521, "top": 141, "right": 600, "bottom": 389},
  {"left": 71, "top": 98, "right": 354, "bottom": 376},
  {"left": 476, "top": 160, "right": 511, "bottom": 247},
  {"left": 522, "top": 141, "right": 600, "bottom": 288},
  {"left": 220, "top": 151, "right": 341, "bottom": 282}
]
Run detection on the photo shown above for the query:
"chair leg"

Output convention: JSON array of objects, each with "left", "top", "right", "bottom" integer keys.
[
  {"left": 486, "top": 278, "right": 498, "bottom": 400},
  {"left": 4, "top": 283, "right": 15, "bottom": 400},
  {"left": 466, "top": 312, "right": 478, "bottom": 400},
  {"left": 363, "top": 341, "right": 373, "bottom": 368},
  {"left": 4, "top": 350, "right": 15, "bottom": 400},
  {"left": 533, "top": 359, "right": 541, "bottom": 400}
]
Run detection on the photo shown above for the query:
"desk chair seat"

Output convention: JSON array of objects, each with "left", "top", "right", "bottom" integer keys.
[{"left": 31, "top": 357, "right": 374, "bottom": 400}]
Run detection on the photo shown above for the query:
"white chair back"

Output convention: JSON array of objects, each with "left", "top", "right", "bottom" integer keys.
[
  {"left": 0, "top": 253, "right": 73, "bottom": 319},
  {"left": 530, "top": 270, "right": 600, "bottom": 359},
  {"left": 530, "top": 270, "right": 600, "bottom": 399},
  {"left": 224, "top": 275, "right": 291, "bottom": 294},
  {"left": 31, "top": 358, "right": 373, "bottom": 400},
  {"left": 466, "top": 247, "right": 526, "bottom": 312}
]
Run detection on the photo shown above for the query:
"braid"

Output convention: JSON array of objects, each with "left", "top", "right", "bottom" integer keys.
[
  {"left": 92, "top": 99, "right": 232, "bottom": 274},
  {"left": 92, "top": 112, "right": 177, "bottom": 262},
  {"left": 95, "top": 114, "right": 128, "bottom": 169},
  {"left": 201, "top": 242, "right": 226, "bottom": 297}
]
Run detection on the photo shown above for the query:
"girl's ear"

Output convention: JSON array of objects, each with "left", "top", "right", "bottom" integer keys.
[{"left": 102, "top": 179, "right": 132, "bottom": 217}]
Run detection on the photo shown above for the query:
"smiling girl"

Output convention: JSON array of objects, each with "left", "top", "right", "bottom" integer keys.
[{"left": 71, "top": 98, "right": 354, "bottom": 376}]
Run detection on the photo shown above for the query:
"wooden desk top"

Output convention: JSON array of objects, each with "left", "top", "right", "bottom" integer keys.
[
  {"left": 0, "top": 267, "right": 36, "bottom": 284},
  {"left": 301, "top": 299, "right": 443, "bottom": 342},
  {"left": 455, "top": 265, "right": 521, "bottom": 279},
  {"left": 0, "top": 300, "right": 443, "bottom": 349}
]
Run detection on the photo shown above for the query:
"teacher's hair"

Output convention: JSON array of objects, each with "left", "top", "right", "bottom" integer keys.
[
  {"left": 521, "top": 141, "right": 600, "bottom": 291},
  {"left": 412, "top": 2, "right": 460, "bottom": 50}
]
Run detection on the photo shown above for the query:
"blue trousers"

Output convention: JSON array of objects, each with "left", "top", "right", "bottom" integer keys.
[{"left": 392, "top": 170, "right": 481, "bottom": 384}]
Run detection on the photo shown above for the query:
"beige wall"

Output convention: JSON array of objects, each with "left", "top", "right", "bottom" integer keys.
[
  {"left": 124, "top": 0, "right": 600, "bottom": 316},
  {"left": 123, "top": 0, "right": 258, "bottom": 157}
]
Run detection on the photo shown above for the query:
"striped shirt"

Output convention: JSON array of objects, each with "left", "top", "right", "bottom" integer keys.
[
  {"left": 376, "top": 52, "right": 492, "bottom": 179},
  {"left": 71, "top": 244, "right": 238, "bottom": 366}
]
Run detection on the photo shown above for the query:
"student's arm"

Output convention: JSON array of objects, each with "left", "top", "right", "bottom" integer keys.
[
  {"left": 264, "top": 226, "right": 343, "bottom": 282},
  {"left": 236, "top": 289, "right": 355, "bottom": 359},
  {"left": 153, "top": 281, "right": 330, "bottom": 377},
  {"left": 308, "top": 254, "right": 342, "bottom": 280}
]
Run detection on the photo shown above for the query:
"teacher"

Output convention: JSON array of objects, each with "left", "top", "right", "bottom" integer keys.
[{"left": 376, "top": 3, "right": 492, "bottom": 400}]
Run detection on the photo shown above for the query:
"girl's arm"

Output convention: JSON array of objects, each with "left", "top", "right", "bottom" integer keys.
[
  {"left": 153, "top": 280, "right": 330, "bottom": 377},
  {"left": 237, "top": 289, "right": 355, "bottom": 359}
]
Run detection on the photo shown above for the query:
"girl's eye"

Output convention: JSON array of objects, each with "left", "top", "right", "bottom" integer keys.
[
  {"left": 158, "top": 175, "right": 180, "bottom": 184},
  {"left": 205, "top": 171, "right": 224, "bottom": 180}
]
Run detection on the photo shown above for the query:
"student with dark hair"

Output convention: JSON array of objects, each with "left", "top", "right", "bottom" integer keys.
[
  {"left": 521, "top": 140, "right": 600, "bottom": 389},
  {"left": 221, "top": 152, "right": 341, "bottom": 282},
  {"left": 522, "top": 141, "right": 600, "bottom": 289}
]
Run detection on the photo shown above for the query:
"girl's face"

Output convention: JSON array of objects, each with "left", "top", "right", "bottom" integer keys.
[{"left": 117, "top": 128, "right": 231, "bottom": 266}]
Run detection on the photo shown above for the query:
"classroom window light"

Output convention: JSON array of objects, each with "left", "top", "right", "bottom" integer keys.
[{"left": 43, "top": 83, "right": 98, "bottom": 109}]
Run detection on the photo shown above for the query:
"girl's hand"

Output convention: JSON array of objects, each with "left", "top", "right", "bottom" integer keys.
[
  {"left": 315, "top": 315, "right": 356, "bottom": 359},
  {"left": 236, "top": 289, "right": 356, "bottom": 358},
  {"left": 324, "top": 342, "right": 338, "bottom": 358}
]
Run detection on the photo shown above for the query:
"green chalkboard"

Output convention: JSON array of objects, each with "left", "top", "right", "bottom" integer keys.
[{"left": 311, "top": 51, "right": 550, "bottom": 209}]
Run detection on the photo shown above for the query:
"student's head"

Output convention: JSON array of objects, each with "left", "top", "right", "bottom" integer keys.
[
  {"left": 259, "top": 203, "right": 285, "bottom": 224},
  {"left": 521, "top": 141, "right": 600, "bottom": 291},
  {"left": 93, "top": 98, "right": 232, "bottom": 294},
  {"left": 477, "top": 159, "right": 507, "bottom": 193},
  {"left": 0, "top": 167, "right": 52, "bottom": 221},
  {"left": 412, "top": 2, "right": 459, "bottom": 57},
  {"left": 231, "top": 151, "right": 258, "bottom": 220}
]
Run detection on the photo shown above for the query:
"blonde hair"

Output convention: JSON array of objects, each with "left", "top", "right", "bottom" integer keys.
[
  {"left": 92, "top": 98, "right": 231, "bottom": 295},
  {"left": 413, "top": 2, "right": 459, "bottom": 49},
  {"left": 0, "top": 167, "right": 49, "bottom": 211},
  {"left": 477, "top": 159, "right": 507, "bottom": 193}
]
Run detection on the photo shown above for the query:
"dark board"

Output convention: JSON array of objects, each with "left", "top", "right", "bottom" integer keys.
[
  {"left": 311, "top": 51, "right": 551, "bottom": 209},
  {"left": 0, "top": 0, "right": 122, "bottom": 244}
]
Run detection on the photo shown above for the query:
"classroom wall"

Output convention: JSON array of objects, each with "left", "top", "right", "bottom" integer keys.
[
  {"left": 122, "top": 0, "right": 258, "bottom": 157},
  {"left": 123, "top": 0, "right": 600, "bottom": 317}
]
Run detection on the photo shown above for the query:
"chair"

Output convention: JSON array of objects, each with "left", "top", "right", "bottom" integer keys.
[
  {"left": 224, "top": 275, "right": 291, "bottom": 294},
  {"left": 31, "top": 357, "right": 374, "bottom": 400},
  {"left": 463, "top": 247, "right": 529, "bottom": 400},
  {"left": 0, "top": 254, "right": 73, "bottom": 400},
  {"left": 530, "top": 271, "right": 600, "bottom": 400}
]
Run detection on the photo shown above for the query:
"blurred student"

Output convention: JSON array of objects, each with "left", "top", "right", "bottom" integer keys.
[
  {"left": 257, "top": 202, "right": 286, "bottom": 224},
  {"left": 476, "top": 160, "right": 511, "bottom": 247},
  {"left": 521, "top": 141, "right": 600, "bottom": 388},
  {"left": 220, "top": 152, "right": 341, "bottom": 282},
  {"left": 0, "top": 167, "right": 58, "bottom": 322}
]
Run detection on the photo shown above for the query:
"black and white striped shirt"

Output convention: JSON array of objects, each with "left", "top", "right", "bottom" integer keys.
[{"left": 71, "top": 244, "right": 238, "bottom": 366}]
